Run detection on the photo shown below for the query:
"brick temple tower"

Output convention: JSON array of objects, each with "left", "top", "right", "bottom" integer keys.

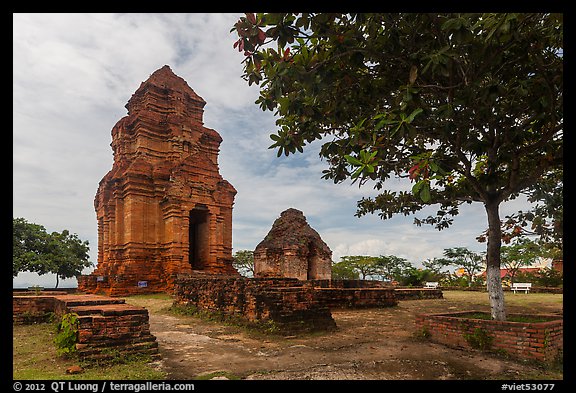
[{"left": 78, "top": 65, "right": 238, "bottom": 295}]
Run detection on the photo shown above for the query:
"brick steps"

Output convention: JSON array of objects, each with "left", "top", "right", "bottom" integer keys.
[{"left": 13, "top": 294, "right": 160, "bottom": 363}]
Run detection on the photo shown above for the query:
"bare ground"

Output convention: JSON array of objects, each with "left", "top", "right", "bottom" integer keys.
[{"left": 126, "top": 291, "right": 563, "bottom": 381}]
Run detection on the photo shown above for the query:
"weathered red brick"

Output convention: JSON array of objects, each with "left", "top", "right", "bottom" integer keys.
[{"left": 78, "top": 65, "right": 237, "bottom": 296}]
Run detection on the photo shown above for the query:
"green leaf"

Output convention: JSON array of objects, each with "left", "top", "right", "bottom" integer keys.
[
  {"left": 351, "top": 166, "right": 363, "bottom": 179},
  {"left": 345, "top": 155, "right": 362, "bottom": 166},
  {"left": 391, "top": 122, "right": 404, "bottom": 137},
  {"left": 420, "top": 182, "right": 431, "bottom": 203},
  {"left": 351, "top": 118, "right": 367, "bottom": 132},
  {"left": 406, "top": 108, "right": 423, "bottom": 123},
  {"left": 375, "top": 118, "right": 399, "bottom": 129},
  {"left": 412, "top": 180, "right": 424, "bottom": 195}
]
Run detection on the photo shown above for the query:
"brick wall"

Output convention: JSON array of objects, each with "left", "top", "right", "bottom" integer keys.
[
  {"left": 315, "top": 288, "right": 398, "bottom": 308},
  {"left": 305, "top": 279, "right": 387, "bottom": 288},
  {"left": 13, "top": 296, "right": 57, "bottom": 324},
  {"left": 173, "top": 276, "right": 400, "bottom": 333},
  {"left": 173, "top": 276, "right": 337, "bottom": 333},
  {"left": 415, "top": 311, "right": 563, "bottom": 363},
  {"left": 395, "top": 288, "right": 443, "bottom": 300}
]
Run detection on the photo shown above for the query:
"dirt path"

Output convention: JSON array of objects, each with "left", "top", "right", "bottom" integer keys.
[{"left": 127, "top": 292, "right": 563, "bottom": 380}]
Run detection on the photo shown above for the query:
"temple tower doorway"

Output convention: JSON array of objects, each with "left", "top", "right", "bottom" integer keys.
[{"left": 189, "top": 207, "right": 209, "bottom": 270}]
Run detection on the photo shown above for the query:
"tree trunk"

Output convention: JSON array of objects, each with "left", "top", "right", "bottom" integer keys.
[
  {"left": 484, "top": 201, "right": 507, "bottom": 321},
  {"left": 55, "top": 274, "right": 60, "bottom": 289}
]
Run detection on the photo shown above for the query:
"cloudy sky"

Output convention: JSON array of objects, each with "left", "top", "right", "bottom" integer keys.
[{"left": 13, "top": 13, "right": 533, "bottom": 288}]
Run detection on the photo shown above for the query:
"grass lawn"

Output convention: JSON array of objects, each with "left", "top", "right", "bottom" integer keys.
[{"left": 441, "top": 290, "right": 563, "bottom": 315}]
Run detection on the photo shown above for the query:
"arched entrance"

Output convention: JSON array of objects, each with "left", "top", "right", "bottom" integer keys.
[{"left": 188, "top": 206, "right": 209, "bottom": 270}]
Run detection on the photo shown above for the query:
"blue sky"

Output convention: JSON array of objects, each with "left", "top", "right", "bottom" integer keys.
[{"left": 13, "top": 13, "right": 533, "bottom": 288}]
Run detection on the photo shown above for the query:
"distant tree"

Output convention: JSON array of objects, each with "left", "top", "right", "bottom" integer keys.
[
  {"left": 396, "top": 267, "right": 435, "bottom": 287},
  {"left": 500, "top": 238, "right": 542, "bottom": 285},
  {"left": 13, "top": 217, "right": 51, "bottom": 277},
  {"left": 331, "top": 260, "right": 360, "bottom": 280},
  {"left": 437, "top": 247, "right": 486, "bottom": 287},
  {"left": 44, "top": 230, "right": 91, "bottom": 288},
  {"left": 338, "top": 255, "right": 381, "bottom": 280},
  {"left": 232, "top": 250, "right": 255, "bottom": 277},
  {"left": 422, "top": 257, "right": 451, "bottom": 281},
  {"left": 374, "top": 255, "right": 412, "bottom": 281},
  {"left": 232, "top": 13, "right": 563, "bottom": 320},
  {"left": 13, "top": 217, "right": 92, "bottom": 288}
]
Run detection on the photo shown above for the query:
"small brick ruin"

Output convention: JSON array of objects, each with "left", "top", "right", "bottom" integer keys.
[
  {"left": 174, "top": 275, "right": 337, "bottom": 333},
  {"left": 173, "top": 275, "right": 397, "bottom": 334},
  {"left": 13, "top": 294, "right": 159, "bottom": 362},
  {"left": 415, "top": 311, "right": 563, "bottom": 363},
  {"left": 78, "top": 65, "right": 237, "bottom": 296},
  {"left": 254, "top": 208, "right": 332, "bottom": 280}
]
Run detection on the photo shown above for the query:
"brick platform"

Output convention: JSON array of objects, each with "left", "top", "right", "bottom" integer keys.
[
  {"left": 13, "top": 294, "right": 159, "bottom": 362},
  {"left": 395, "top": 288, "right": 444, "bottom": 300},
  {"left": 173, "top": 275, "right": 398, "bottom": 333},
  {"left": 415, "top": 310, "right": 563, "bottom": 363}
]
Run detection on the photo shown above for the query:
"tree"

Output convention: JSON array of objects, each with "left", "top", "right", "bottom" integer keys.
[
  {"left": 44, "top": 230, "right": 91, "bottom": 288},
  {"left": 437, "top": 247, "right": 486, "bottom": 287},
  {"left": 13, "top": 218, "right": 92, "bottom": 288},
  {"left": 500, "top": 238, "right": 542, "bottom": 285},
  {"left": 516, "top": 267, "right": 562, "bottom": 288},
  {"left": 232, "top": 250, "right": 255, "bottom": 277},
  {"left": 396, "top": 267, "right": 435, "bottom": 287},
  {"left": 422, "top": 258, "right": 451, "bottom": 282},
  {"left": 331, "top": 260, "right": 360, "bottom": 280},
  {"left": 13, "top": 217, "right": 51, "bottom": 277},
  {"left": 338, "top": 255, "right": 381, "bottom": 280},
  {"left": 232, "top": 13, "right": 563, "bottom": 320},
  {"left": 374, "top": 255, "right": 411, "bottom": 281}
]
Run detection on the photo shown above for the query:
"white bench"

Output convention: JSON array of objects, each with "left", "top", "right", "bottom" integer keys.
[
  {"left": 511, "top": 283, "right": 532, "bottom": 293},
  {"left": 424, "top": 282, "right": 439, "bottom": 289}
]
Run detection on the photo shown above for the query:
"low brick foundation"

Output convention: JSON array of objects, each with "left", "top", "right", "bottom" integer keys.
[
  {"left": 173, "top": 276, "right": 337, "bottom": 333},
  {"left": 315, "top": 288, "right": 398, "bottom": 308},
  {"left": 305, "top": 279, "right": 388, "bottom": 288},
  {"left": 395, "top": 288, "right": 443, "bottom": 300},
  {"left": 304, "top": 279, "right": 397, "bottom": 308},
  {"left": 173, "top": 275, "right": 398, "bottom": 333},
  {"left": 13, "top": 295, "right": 57, "bottom": 324},
  {"left": 13, "top": 294, "right": 159, "bottom": 362},
  {"left": 415, "top": 311, "right": 563, "bottom": 363}
]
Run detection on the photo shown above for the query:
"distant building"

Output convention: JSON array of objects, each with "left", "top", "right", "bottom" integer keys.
[{"left": 476, "top": 257, "right": 562, "bottom": 285}]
